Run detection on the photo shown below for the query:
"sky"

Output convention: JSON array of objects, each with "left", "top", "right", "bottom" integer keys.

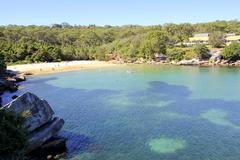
[{"left": 1, "top": 0, "right": 240, "bottom": 26}]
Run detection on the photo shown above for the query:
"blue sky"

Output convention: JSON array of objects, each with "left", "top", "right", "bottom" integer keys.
[{"left": 1, "top": 0, "right": 239, "bottom": 26}]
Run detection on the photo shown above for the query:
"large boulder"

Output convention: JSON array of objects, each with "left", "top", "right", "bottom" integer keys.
[
  {"left": 2, "top": 92, "right": 65, "bottom": 154},
  {"left": 27, "top": 136, "right": 67, "bottom": 159},
  {"left": 27, "top": 117, "right": 65, "bottom": 152},
  {"left": 3, "top": 92, "right": 54, "bottom": 133}
]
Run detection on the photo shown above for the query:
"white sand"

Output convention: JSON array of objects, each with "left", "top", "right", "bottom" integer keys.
[{"left": 7, "top": 61, "right": 118, "bottom": 75}]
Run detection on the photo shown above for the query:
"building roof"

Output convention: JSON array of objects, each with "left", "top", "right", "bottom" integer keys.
[
  {"left": 225, "top": 35, "right": 240, "bottom": 41},
  {"left": 225, "top": 33, "right": 236, "bottom": 37},
  {"left": 189, "top": 37, "right": 209, "bottom": 42},
  {"left": 194, "top": 33, "right": 209, "bottom": 37},
  {"left": 189, "top": 33, "right": 209, "bottom": 42}
]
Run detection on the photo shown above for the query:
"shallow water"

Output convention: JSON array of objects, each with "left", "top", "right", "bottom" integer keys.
[{"left": 15, "top": 65, "right": 240, "bottom": 160}]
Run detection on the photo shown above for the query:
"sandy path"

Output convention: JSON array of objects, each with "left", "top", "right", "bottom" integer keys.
[{"left": 7, "top": 61, "right": 118, "bottom": 75}]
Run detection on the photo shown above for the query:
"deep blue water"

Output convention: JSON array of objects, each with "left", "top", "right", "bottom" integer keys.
[{"left": 12, "top": 65, "right": 240, "bottom": 160}]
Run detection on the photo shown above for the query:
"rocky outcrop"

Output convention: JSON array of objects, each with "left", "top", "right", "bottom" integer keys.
[
  {"left": 28, "top": 137, "right": 67, "bottom": 159},
  {"left": 0, "top": 79, "right": 18, "bottom": 94},
  {"left": 3, "top": 92, "right": 54, "bottom": 133},
  {"left": 210, "top": 50, "right": 222, "bottom": 64},
  {"left": 27, "top": 117, "right": 64, "bottom": 152},
  {"left": 0, "top": 71, "right": 26, "bottom": 106},
  {"left": 177, "top": 58, "right": 207, "bottom": 65},
  {"left": 154, "top": 53, "right": 167, "bottom": 62},
  {"left": 13, "top": 73, "right": 26, "bottom": 82},
  {"left": 2, "top": 92, "right": 65, "bottom": 153}
]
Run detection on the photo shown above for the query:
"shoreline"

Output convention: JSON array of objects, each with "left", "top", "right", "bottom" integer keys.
[
  {"left": 7, "top": 60, "right": 240, "bottom": 76},
  {"left": 7, "top": 61, "right": 119, "bottom": 75}
]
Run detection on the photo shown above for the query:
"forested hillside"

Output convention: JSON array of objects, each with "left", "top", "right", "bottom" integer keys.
[{"left": 1, "top": 20, "right": 240, "bottom": 64}]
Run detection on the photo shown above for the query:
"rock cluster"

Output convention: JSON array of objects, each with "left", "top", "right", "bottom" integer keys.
[
  {"left": 209, "top": 50, "right": 222, "bottom": 64},
  {"left": 2, "top": 92, "right": 65, "bottom": 157},
  {"left": 0, "top": 72, "right": 26, "bottom": 104},
  {"left": 176, "top": 58, "right": 207, "bottom": 65}
]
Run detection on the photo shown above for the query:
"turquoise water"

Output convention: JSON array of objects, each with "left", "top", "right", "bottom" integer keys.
[{"left": 18, "top": 65, "right": 240, "bottom": 160}]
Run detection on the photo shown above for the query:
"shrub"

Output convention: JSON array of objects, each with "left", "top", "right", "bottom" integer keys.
[
  {"left": 193, "top": 44, "right": 211, "bottom": 60},
  {"left": 166, "top": 48, "right": 186, "bottom": 61},
  {"left": 184, "top": 49, "right": 197, "bottom": 60},
  {"left": 139, "top": 30, "right": 168, "bottom": 60},
  {"left": 209, "top": 32, "right": 225, "bottom": 48},
  {"left": 222, "top": 42, "right": 240, "bottom": 61},
  {"left": 0, "top": 52, "right": 6, "bottom": 75},
  {"left": 94, "top": 44, "right": 112, "bottom": 61},
  {"left": 0, "top": 110, "right": 27, "bottom": 160}
]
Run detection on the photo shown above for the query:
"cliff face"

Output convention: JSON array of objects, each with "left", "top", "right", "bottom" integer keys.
[{"left": 2, "top": 92, "right": 65, "bottom": 153}]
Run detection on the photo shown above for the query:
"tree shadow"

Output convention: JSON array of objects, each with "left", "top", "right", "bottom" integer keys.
[{"left": 60, "top": 131, "right": 102, "bottom": 159}]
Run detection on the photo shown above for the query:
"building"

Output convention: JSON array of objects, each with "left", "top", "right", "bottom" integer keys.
[
  {"left": 184, "top": 33, "right": 209, "bottom": 46},
  {"left": 225, "top": 34, "right": 240, "bottom": 45},
  {"left": 186, "top": 33, "right": 240, "bottom": 46},
  {"left": 225, "top": 33, "right": 236, "bottom": 37},
  {"left": 188, "top": 33, "right": 209, "bottom": 45}
]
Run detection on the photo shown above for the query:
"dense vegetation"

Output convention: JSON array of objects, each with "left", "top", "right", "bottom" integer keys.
[
  {"left": 1, "top": 20, "right": 240, "bottom": 64},
  {"left": 0, "top": 110, "right": 27, "bottom": 160},
  {"left": 222, "top": 42, "right": 240, "bottom": 61},
  {"left": 0, "top": 52, "right": 6, "bottom": 74}
]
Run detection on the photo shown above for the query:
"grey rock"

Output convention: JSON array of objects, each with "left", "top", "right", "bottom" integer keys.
[
  {"left": 3, "top": 92, "right": 54, "bottom": 133},
  {"left": 0, "top": 79, "right": 8, "bottom": 94},
  {"left": 11, "top": 95, "right": 18, "bottom": 100},
  {"left": 28, "top": 136, "right": 67, "bottom": 159},
  {"left": 27, "top": 117, "right": 65, "bottom": 152},
  {"left": 177, "top": 58, "right": 205, "bottom": 65},
  {"left": 14, "top": 74, "right": 26, "bottom": 82},
  {"left": 154, "top": 53, "right": 167, "bottom": 61},
  {"left": 0, "top": 79, "right": 18, "bottom": 93},
  {"left": 210, "top": 50, "right": 222, "bottom": 64},
  {"left": 2, "top": 92, "right": 65, "bottom": 155}
]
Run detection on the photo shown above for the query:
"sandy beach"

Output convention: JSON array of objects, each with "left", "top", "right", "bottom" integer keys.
[{"left": 7, "top": 61, "right": 118, "bottom": 75}]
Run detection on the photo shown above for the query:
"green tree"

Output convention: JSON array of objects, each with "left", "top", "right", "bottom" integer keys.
[
  {"left": 75, "top": 31, "right": 102, "bottom": 48},
  {"left": 0, "top": 52, "right": 6, "bottom": 74},
  {"left": 94, "top": 44, "right": 113, "bottom": 61},
  {"left": 209, "top": 31, "right": 225, "bottom": 48},
  {"left": 184, "top": 49, "right": 197, "bottom": 60},
  {"left": 193, "top": 44, "right": 210, "bottom": 60},
  {"left": 166, "top": 48, "right": 186, "bottom": 61},
  {"left": 222, "top": 42, "right": 240, "bottom": 61},
  {"left": 31, "top": 48, "right": 53, "bottom": 62},
  {"left": 139, "top": 31, "right": 168, "bottom": 59},
  {"left": 0, "top": 110, "right": 27, "bottom": 160},
  {"left": 61, "top": 46, "right": 76, "bottom": 60},
  {"left": 100, "top": 30, "right": 115, "bottom": 43},
  {"left": 2, "top": 21, "right": 240, "bottom": 63},
  {"left": 120, "top": 30, "right": 136, "bottom": 39}
]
